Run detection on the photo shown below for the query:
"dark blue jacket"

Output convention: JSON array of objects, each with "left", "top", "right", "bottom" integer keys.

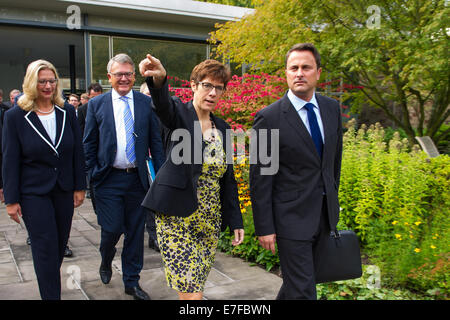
[
  {"left": 2, "top": 103, "right": 86, "bottom": 204},
  {"left": 83, "top": 90, "right": 165, "bottom": 190}
]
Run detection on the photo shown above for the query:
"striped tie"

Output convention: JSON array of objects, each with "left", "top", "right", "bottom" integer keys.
[{"left": 120, "top": 96, "right": 136, "bottom": 164}]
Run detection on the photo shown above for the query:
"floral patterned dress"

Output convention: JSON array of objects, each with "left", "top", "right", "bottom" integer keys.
[{"left": 155, "top": 127, "right": 227, "bottom": 293}]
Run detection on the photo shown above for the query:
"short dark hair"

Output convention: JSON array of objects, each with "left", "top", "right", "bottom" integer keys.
[
  {"left": 190, "top": 59, "right": 231, "bottom": 88},
  {"left": 285, "top": 43, "right": 321, "bottom": 69},
  {"left": 68, "top": 93, "right": 80, "bottom": 101},
  {"left": 88, "top": 83, "right": 103, "bottom": 94}
]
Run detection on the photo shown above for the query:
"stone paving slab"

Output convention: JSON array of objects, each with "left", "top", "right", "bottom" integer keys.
[{"left": 0, "top": 199, "right": 282, "bottom": 300}]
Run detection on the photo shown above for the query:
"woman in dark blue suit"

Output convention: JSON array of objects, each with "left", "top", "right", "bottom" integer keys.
[{"left": 2, "top": 60, "right": 86, "bottom": 300}]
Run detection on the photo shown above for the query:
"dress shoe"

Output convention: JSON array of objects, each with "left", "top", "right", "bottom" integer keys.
[
  {"left": 125, "top": 285, "right": 151, "bottom": 300},
  {"left": 148, "top": 238, "right": 160, "bottom": 252},
  {"left": 99, "top": 262, "right": 112, "bottom": 284},
  {"left": 64, "top": 246, "right": 73, "bottom": 257},
  {"left": 26, "top": 237, "right": 31, "bottom": 245}
]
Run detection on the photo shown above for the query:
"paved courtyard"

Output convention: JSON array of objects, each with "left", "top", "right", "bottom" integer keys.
[{"left": 0, "top": 199, "right": 282, "bottom": 300}]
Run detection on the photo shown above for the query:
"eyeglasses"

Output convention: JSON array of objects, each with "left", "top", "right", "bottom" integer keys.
[
  {"left": 198, "top": 82, "right": 225, "bottom": 94},
  {"left": 37, "top": 79, "right": 58, "bottom": 86},
  {"left": 109, "top": 72, "right": 135, "bottom": 79}
]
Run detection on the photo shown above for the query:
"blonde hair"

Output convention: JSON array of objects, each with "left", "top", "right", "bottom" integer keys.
[{"left": 18, "top": 59, "right": 65, "bottom": 111}]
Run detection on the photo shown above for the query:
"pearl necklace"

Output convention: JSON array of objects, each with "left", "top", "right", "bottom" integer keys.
[{"left": 36, "top": 106, "right": 55, "bottom": 114}]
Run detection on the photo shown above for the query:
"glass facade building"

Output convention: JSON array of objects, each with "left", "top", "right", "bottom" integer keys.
[{"left": 0, "top": 0, "right": 252, "bottom": 96}]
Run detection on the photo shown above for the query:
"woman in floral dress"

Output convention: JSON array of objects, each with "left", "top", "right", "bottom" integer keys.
[{"left": 139, "top": 55, "right": 245, "bottom": 300}]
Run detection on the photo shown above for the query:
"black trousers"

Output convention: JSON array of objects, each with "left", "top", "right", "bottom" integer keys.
[
  {"left": 20, "top": 185, "right": 74, "bottom": 300},
  {"left": 145, "top": 209, "right": 157, "bottom": 241},
  {"left": 276, "top": 196, "right": 330, "bottom": 300}
]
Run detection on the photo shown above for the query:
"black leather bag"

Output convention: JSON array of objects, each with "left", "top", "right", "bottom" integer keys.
[{"left": 314, "top": 230, "right": 363, "bottom": 284}]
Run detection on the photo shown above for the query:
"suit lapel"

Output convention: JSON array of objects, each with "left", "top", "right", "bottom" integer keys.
[
  {"left": 24, "top": 106, "right": 63, "bottom": 155},
  {"left": 187, "top": 102, "right": 203, "bottom": 150},
  {"left": 211, "top": 113, "right": 227, "bottom": 151},
  {"left": 132, "top": 90, "right": 143, "bottom": 138},
  {"left": 316, "top": 94, "right": 334, "bottom": 162},
  {"left": 105, "top": 92, "right": 117, "bottom": 150},
  {"left": 282, "top": 95, "right": 320, "bottom": 160},
  {"left": 54, "top": 105, "right": 66, "bottom": 150}
]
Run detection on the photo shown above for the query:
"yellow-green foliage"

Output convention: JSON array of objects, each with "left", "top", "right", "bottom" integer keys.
[
  {"left": 220, "top": 119, "right": 449, "bottom": 298},
  {"left": 339, "top": 120, "right": 449, "bottom": 298}
]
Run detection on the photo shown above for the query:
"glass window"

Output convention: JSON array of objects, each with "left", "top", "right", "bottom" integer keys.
[
  {"left": 112, "top": 37, "right": 207, "bottom": 85},
  {"left": 91, "top": 35, "right": 110, "bottom": 86},
  {"left": 0, "top": 25, "right": 85, "bottom": 96}
]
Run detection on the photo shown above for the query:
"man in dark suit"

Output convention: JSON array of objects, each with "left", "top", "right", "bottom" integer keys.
[
  {"left": 83, "top": 53, "right": 165, "bottom": 300},
  {"left": 78, "top": 83, "right": 103, "bottom": 206},
  {"left": 250, "top": 43, "right": 343, "bottom": 300}
]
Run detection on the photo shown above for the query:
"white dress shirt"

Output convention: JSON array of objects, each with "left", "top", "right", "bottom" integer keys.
[
  {"left": 287, "top": 89, "right": 325, "bottom": 143},
  {"left": 38, "top": 110, "right": 57, "bottom": 145},
  {"left": 111, "top": 89, "right": 136, "bottom": 168}
]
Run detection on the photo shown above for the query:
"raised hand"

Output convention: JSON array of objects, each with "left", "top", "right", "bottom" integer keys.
[{"left": 139, "top": 54, "right": 166, "bottom": 88}]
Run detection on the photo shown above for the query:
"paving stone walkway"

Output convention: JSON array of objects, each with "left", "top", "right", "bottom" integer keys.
[{"left": 0, "top": 199, "right": 282, "bottom": 300}]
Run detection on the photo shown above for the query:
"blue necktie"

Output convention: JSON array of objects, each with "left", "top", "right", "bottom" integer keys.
[
  {"left": 304, "top": 103, "right": 323, "bottom": 158},
  {"left": 120, "top": 96, "right": 136, "bottom": 164}
]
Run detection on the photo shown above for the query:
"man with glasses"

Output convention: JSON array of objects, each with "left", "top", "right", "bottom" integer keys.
[
  {"left": 83, "top": 53, "right": 165, "bottom": 300},
  {"left": 67, "top": 94, "right": 80, "bottom": 116}
]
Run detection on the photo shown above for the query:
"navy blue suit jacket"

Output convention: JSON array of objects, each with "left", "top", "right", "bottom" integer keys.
[
  {"left": 83, "top": 90, "right": 165, "bottom": 190},
  {"left": 2, "top": 103, "right": 86, "bottom": 204}
]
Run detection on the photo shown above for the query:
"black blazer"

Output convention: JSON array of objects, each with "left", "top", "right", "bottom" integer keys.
[
  {"left": 2, "top": 103, "right": 86, "bottom": 204},
  {"left": 141, "top": 77, "right": 243, "bottom": 232},
  {"left": 250, "top": 93, "right": 343, "bottom": 241}
]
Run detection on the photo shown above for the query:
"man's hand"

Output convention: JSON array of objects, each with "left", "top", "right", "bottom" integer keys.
[
  {"left": 73, "top": 190, "right": 85, "bottom": 208},
  {"left": 139, "top": 54, "right": 166, "bottom": 88},
  {"left": 258, "top": 234, "right": 277, "bottom": 254},
  {"left": 6, "top": 203, "right": 22, "bottom": 224},
  {"left": 232, "top": 228, "right": 245, "bottom": 246}
]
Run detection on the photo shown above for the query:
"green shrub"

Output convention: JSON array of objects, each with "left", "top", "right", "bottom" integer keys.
[
  {"left": 338, "top": 120, "right": 449, "bottom": 298},
  {"left": 219, "top": 119, "right": 449, "bottom": 299}
]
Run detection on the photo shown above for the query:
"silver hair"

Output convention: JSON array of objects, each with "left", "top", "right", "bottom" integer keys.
[{"left": 107, "top": 53, "right": 135, "bottom": 73}]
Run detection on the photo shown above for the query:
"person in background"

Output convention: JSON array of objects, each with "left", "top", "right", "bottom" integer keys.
[
  {"left": 139, "top": 82, "right": 160, "bottom": 252},
  {"left": 80, "top": 93, "right": 89, "bottom": 106},
  {"left": 0, "top": 89, "right": 8, "bottom": 202},
  {"left": 139, "top": 54, "right": 244, "bottom": 300},
  {"left": 78, "top": 83, "right": 103, "bottom": 135},
  {"left": 4, "top": 89, "right": 21, "bottom": 109},
  {"left": 78, "top": 83, "right": 103, "bottom": 205},
  {"left": 61, "top": 94, "right": 82, "bottom": 258},
  {"left": 2, "top": 59, "right": 86, "bottom": 299},
  {"left": 0, "top": 89, "right": 8, "bottom": 111},
  {"left": 67, "top": 94, "right": 81, "bottom": 117},
  {"left": 84, "top": 53, "right": 165, "bottom": 300}
]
